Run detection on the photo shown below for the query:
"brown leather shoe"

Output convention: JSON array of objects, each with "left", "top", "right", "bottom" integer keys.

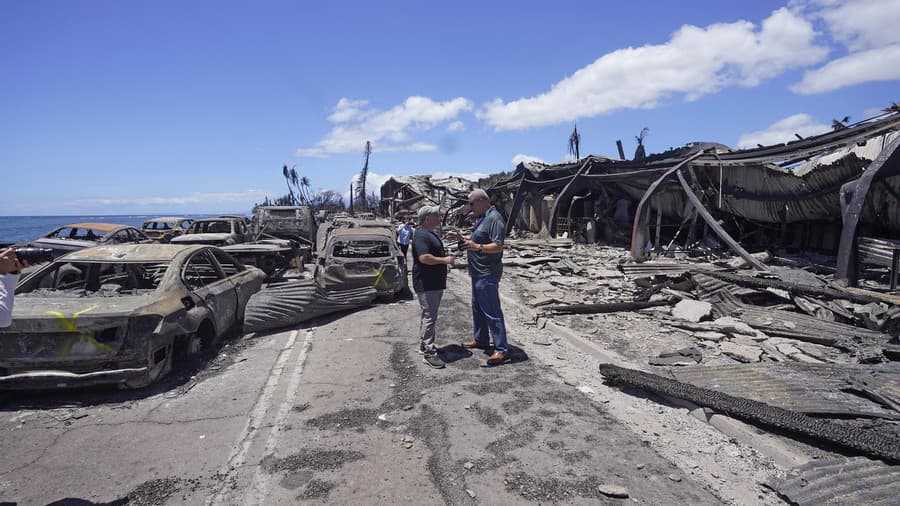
[
  {"left": 461, "top": 340, "right": 491, "bottom": 350},
  {"left": 486, "top": 352, "right": 508, "bottom": 366}
]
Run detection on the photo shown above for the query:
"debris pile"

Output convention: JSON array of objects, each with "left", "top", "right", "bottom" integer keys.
[{"left": 499, "top": 237, "right": 900, "bottom": 470}]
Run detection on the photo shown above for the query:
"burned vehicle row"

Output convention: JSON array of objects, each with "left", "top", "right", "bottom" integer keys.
[
  {"left": 140, "top": 217, "right": 194, "bottom": 243},
  {"left": 315, "top": 219, "right": 407, "bottom": 298},
  {"left": 0, "top": 244, "right": 265, "bottom": 390},
  {"left": 170, "top": 217, "right": 251, "bottom": 246},
  {"left": 30, "top": 222, "right": 151, "bottom": 257}
]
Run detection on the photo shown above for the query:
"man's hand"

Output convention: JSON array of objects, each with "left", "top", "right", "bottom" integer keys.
[
  {"left": 444, "top": 230, "right": 467, "bottom": 242},
  {"left": 445, "top": 255, "right": 455, "bottom": 267},
  {"left": 0, "top": 248, "right": 24, "bottom": 275},
  {"left": 463, "top": 239, "right": 481, "bottom": 252}
]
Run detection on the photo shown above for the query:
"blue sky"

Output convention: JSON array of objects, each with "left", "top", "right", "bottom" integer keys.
[{"left": 2, "top": 0, "right": 898, "bottom": 215}]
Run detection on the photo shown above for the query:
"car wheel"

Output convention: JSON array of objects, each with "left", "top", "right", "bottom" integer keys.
[
  {"left": 123, "top": 343, "right": 173, "bottom": 389},
  {"left": 197, "top": 320, "right": 217, "bottom": 349}
]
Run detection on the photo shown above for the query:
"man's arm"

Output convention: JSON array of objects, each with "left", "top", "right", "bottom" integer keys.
[{"left": 418, "top": 253, "right": 454, "bottom": 266}]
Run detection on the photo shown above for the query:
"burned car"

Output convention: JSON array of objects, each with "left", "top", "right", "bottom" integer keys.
[
  {"left": 170, "top": 217, "right": 251, "bottom": 246},
  {"left": 315, "top": 220, "right": 407, "bottom": 298},
  {"left": 30, "top": 223, "right": 151, "bottom": 257},
  {"left": 0, "top": 244, "right": 265, "bottom": 390},
  {"left": 140, "top": 217, "right": 194, "bottom": 243}
]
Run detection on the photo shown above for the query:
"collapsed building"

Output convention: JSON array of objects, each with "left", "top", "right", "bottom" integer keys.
[
  {"left": 478, "top": 109, "right": 900, "bottom": 288},
  {"left": 379, "top": 174, "right": 476, "bottom": 222}
]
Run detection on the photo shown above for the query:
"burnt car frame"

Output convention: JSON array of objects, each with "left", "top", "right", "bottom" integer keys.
[
  {"left": 30, "top": 223, "right": 151, "bottom": 258},
  {"left": 140, "top": 217, "right": 194, "bottom": 243},
  {"left": 315, "top": 220, "right": 408, "bottom": 298},
  {"left": 170, "top": 217, "right": 252, "bottom": 247},
  {"left": 0, "top": 244, "right": 265, "bottom": 390}
]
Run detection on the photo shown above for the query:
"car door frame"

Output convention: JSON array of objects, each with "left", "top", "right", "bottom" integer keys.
[{"left": 180, "top": 248, "right": 239, "bottom": 337}]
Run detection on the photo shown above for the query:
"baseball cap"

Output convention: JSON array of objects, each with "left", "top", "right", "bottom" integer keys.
[{"left": 417, "top": 205, "right": 441, "bottom": 223}]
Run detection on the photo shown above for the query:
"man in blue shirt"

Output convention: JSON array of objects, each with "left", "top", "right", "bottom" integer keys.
[
  {"left": 446, "top": 189, "right": 509, "bottom": 366},
  {"left": 397, "top": 220, "right": 414, "bottom": 257}
]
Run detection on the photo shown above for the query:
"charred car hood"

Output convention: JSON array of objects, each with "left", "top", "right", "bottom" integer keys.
[
  {"left": 31, "top": 238, "right": 98, "bottom": 251},
  {"left": 171, "top": 234, "right": 231, "bottom": 245}
]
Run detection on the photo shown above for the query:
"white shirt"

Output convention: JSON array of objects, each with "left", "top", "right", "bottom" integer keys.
[{"left": 0, "top": 273, "right": 18, "bottom": 328}]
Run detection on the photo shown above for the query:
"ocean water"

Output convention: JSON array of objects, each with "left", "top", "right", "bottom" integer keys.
[{"left": 0, "top": 214, "right": 227, "bottom": 244}]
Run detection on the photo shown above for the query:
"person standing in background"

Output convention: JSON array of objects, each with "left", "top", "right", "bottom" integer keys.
[{"left": 397, "top": 219, "right": 415, "bottom": 257}]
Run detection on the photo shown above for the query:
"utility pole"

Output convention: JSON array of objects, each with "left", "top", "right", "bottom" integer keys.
[{"left": 349, "top": 182, "right": 354, "bottom": 216}]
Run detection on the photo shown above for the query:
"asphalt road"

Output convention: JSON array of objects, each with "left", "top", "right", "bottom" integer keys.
[{"left": 0, "top": 272, "right": 722, "bottom": 505}]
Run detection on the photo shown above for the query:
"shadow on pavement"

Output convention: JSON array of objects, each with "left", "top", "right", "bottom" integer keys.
[{"left": 437, "top": 344, "right": 473, "bottom": 363}]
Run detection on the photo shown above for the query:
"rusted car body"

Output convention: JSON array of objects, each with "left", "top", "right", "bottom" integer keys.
[
  {"left": 30, "top": 223, "right": 151, "bottom": 257},
  {"left": 315, "top": 220, "right": 407, "bottom": 297},
  {"left": 170, "top": 217, "right": 251, "bottom": 246},
  {"left": 140, "top": 217, "right": 194, "bottom": 243},
  {"left": 0, "top": 244, "right": 265, "bottom": 390},
  {"left": 252, "top": 206, "right": 316, "bottom": 263}
]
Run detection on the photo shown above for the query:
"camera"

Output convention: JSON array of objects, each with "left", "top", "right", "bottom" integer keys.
[{"left": 13, "top": 247, "right": 54, "bottom": 265}]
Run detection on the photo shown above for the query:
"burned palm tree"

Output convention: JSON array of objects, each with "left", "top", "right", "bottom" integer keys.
[
  {"left": 357, "top": 141, "right": 372, "bottom": 212},
  {"left": 634, "top": 127, "right": 649, "bottom": 161},
  {"left": 282, "top": 165, "right": 296, "bottom": 205},
  {"left": 568, "top": 124, "right": 581, "bottom": 161}
]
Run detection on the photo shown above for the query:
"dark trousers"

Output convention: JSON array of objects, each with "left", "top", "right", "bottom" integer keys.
[
  {"left": 471, "top": 275, "right": 508, "bottom": 354},
  {"left": 399, "top": 243, "right": 409, "bottom": 256}
]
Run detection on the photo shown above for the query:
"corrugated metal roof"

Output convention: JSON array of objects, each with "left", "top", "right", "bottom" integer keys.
[
  {"left": 672, "top": 363, "right": 900, "bottom": 419},
  {"left": 620, "top": 262, "right": 718, "bottom": 279},
  {"left": 767, "top": 457, "right": 900, "bottom": 505},
  {"left": 244, "top": 280, "right": 376, "bottom": 333}
]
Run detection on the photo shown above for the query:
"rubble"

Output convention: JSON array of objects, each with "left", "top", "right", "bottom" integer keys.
[{"left": 672, "top": 300, "right": 712, "bottom": 322}]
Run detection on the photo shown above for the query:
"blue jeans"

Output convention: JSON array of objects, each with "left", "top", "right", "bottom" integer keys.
[{"left": 471, "top": 275, "right": 508, "bottom": 354}]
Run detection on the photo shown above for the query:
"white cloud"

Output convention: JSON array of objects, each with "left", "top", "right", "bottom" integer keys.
[
  {"left": 791, "top": 43, "right": 900, "bottom": 94},
  {"left": 64, "top": 190, "right": 272, "bottom": 207},
  {"left": 447, "top": 121, "right": 465, "bottom": 132},
  {"left": 788, "top": 0, "right": 900, "bottom": 93},
  {"left": 480, "top": 8, "right": 827, "bottom": 130},
  {"left": 511, "top": 154, "right": 546, "bottom": 166},
  {"left": 737, "top": 113, "right": 830, "bottom": 148},
  {"left": 345, "top": 171, "right": 395, "bottom": 202},
  {"left": 812, "top": 0, "right": 900, "bottom": 51},
  {"left": 328, "top": 98, "right": 371, "bottom": 123},
  {"left": 298, "top": 96, "right": 473, "bottom": 157}
]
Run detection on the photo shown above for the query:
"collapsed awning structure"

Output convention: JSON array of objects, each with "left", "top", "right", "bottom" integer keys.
[{"left": 479, "top": 109, "right": 900, "bottom": 286}]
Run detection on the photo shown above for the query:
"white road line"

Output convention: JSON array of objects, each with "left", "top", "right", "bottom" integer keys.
[
  {"left": 244, "top": 328, "right": 314, "bottom": 504},
  {"left": 206, "top": 329, "right": 300, "bottom": 506}
]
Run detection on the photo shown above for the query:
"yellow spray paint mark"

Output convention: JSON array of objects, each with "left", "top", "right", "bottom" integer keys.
[
  {"left": 46, "top": 306, "right": 117, "bottom": 357},
  {"left": 372, "top": 267, "right": 390, "bottom": 290}
]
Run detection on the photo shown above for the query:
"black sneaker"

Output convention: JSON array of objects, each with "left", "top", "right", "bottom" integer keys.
[{"left": 423, "top": 354, "right": 445, "bottom": 369}]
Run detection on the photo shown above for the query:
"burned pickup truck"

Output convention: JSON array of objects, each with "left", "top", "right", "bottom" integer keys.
[
  {"left": 315, "top": 219, "right": 407, "bottom": 298},
  {"left": 0, "top": 244, "right": 265, "bottom": 390}
]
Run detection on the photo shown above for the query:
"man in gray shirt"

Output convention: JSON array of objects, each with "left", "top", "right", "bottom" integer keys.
[{"left": 446, "top": 189, "right": 509, "bottom": 366}]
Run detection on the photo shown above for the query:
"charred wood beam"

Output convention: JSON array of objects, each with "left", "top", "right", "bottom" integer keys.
[
  {"left": 696, "top": 270, "right": 886, "bottom": 305},
  {"left": 544, "top": 300, "right": 669, "bottom": 315},
  {"left": 836, "top": 135, "right": 900, "bottom": 285},
  {"left": 631, "top": 151, "right": 706, "bottom": 261},
  {"left": 598, "top": 363, "right": 900, "bottom": 462},
  {"left": 504, "top": 171, "right": 529, "bottom": 235},
  {"left": 675, "top": 169, "right": 769, "bottom": 271}
]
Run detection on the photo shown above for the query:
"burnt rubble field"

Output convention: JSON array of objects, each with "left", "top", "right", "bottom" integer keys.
[{"left": 375, "top": 109, "right": 900, "bottom": 504}]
